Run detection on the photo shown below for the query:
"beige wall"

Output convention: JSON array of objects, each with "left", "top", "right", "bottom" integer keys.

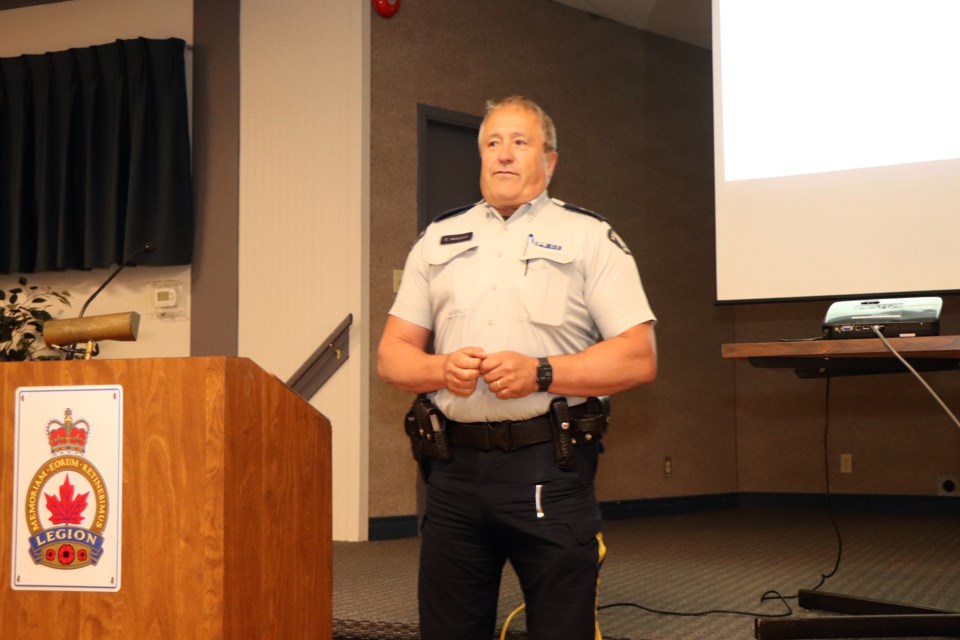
[
  {"left": 238, "top": 0, "right": 370, "bottom": 541},
  {"left": 0, "top": 0, "right": 191, "bottom": 54}
]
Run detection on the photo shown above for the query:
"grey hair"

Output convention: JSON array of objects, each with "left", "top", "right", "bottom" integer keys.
[{"left": 477, "top": 95, "right": 557, "bottom": 153}]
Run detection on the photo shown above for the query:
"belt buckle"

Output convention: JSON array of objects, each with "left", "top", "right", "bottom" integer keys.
[{"left": 486, "top": 421, "right": 514, "bottom": 451}]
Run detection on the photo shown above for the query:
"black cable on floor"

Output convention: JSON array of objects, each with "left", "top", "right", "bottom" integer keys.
[
  {"left": 599, "top": 375, "right": 846, "bottom": 623},
  {"left": 761, "top": 374, "right": 843, "bottom": 605},
  {"left": 599, "top": 592, "right": 794, "bottom": 619}
]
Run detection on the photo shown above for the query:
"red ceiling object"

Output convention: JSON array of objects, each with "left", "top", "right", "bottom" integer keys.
[{"left": 372, "top": 0, "right": 400, "bottom": 18}]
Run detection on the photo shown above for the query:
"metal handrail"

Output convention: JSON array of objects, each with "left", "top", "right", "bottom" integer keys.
[{"left": 286, "top": 313, "right": 353, "bottom": 400}]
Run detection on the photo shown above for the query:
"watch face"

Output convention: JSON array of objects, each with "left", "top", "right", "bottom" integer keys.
[{"left": 537, "top": 358, "right": 552, "bottom": 391}]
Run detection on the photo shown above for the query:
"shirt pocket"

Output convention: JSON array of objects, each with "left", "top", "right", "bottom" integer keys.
[
  {"left": 424, "top": 238, "right": 481, "bottom": 318},
  {"left": 517, "top": 246, "right": 574, "bottom": 327}
]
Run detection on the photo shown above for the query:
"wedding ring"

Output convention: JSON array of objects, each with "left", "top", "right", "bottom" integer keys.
[{"left": 495, "top": 379, "right": 502, "bottom": 391}]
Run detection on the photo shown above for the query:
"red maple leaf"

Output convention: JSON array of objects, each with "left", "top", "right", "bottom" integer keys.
[{"left": 45, "top": 475, "right": 89, "bottom": 525}]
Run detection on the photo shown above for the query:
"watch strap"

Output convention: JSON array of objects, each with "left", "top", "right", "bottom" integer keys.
[{"left": 536, "top": 357, "right": 553, "bottom": 392}]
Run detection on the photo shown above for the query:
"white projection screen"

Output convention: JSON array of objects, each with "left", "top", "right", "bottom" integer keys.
[{"left": 712, "top": 0, "right": 960, "bottom": 302}]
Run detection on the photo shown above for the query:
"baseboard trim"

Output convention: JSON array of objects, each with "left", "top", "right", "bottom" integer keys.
[
  {"left": 367, "top": 492, "right": 960, "bottom": 540},
  {"left": 600, "top": 492, "right": 740, "bottom": 520},
  {"left": 367, "top": 514, "right": 419, "bottom": 541},
  {"left": 737, "top": 491, "right": 960, "bottom": 514}
]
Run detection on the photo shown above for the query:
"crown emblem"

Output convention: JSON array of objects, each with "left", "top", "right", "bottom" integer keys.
[{"left": 46, "top": 409, "right": 90, "bottom": 455}]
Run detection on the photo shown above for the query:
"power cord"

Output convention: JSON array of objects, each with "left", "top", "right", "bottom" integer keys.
[
  {"left": 601, "top": 375, "right": 844, "bottom": 624},
  {"left": 760, "top": 374, "right": 843, "bottom": 607},
  {"left": 755, "top": 326, "right": 960, "bottom": 612},
  {"left": 870, "top": 325, "right": 960, "bottom": 431},
  {"left": 598, "top": 594, "right": 793, "bottom": 620}
]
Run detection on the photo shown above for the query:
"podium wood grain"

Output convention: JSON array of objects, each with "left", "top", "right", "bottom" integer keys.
[{"left": 0, "top": 357, "right": 332, "bottom": 639}]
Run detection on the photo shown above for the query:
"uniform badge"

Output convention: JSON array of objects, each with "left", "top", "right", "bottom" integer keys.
[{"left": 607, "top": 228, "right": 632, "bottom": 255}]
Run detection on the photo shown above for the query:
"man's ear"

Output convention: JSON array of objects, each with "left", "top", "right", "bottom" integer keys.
[{"left": 546, "top": 151, "right": 558, "bottom": 181}]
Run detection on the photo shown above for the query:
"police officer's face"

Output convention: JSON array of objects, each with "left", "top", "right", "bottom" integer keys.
[{"left": 479, "top": 106, "right": 558, "bottom": 217}]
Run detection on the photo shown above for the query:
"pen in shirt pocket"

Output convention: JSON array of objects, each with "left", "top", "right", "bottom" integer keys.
[{"left": 524, "top": 233, "right": 534, "bottom": 275}]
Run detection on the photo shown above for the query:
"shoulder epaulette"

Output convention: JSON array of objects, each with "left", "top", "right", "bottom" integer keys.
[
  {"left": 432, "top": 202, "right": 477, "bottom": 224},
  {"left": 557, "top": 200, "right": 608, "bottom": 223}
]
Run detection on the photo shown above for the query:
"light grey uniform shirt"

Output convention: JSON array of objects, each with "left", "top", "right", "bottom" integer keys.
[{"left": 389, "top": 191, "right": 656, "bottom": 422}]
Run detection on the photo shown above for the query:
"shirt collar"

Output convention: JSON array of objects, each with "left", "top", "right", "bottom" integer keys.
[{"left": 483, "top": 191, "right": 550, "bottom": 223}]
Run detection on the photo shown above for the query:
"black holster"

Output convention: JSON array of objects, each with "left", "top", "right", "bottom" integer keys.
[
  {"left": 548, "top": 396, "right": 611, "bottom": 469},
  {"left": 403, "top": 395, "right": 451, "bottom": 466},
  {"left": 575, "top": 396, "right": 611, "bottom": 443}
]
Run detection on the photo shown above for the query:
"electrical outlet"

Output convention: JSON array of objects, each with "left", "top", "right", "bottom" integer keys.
[
  {"left": 840, "top": 453, "right": 853, "bottom": 474},
  {"left": 937, "top": 474, "right": 959, "bottom": 497},
  {"left": 664, "top": 456, "right": 672, "bottom": 478}
]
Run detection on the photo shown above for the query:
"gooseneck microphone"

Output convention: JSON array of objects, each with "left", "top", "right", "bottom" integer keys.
[
  {"left": 78, "top": 242, "right": 156, "bottom": 318},
  {"left": 49, "top": 242, "right": 155, "bottom": 359}
]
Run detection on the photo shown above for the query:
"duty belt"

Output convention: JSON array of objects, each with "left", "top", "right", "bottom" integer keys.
[{"left": 445, "top": 402, "right": 598, "bottom": 452}]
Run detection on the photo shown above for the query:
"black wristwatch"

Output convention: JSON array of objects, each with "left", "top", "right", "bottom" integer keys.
[{"left": 536, "top": 357, "right": 553, "bottom": 392}]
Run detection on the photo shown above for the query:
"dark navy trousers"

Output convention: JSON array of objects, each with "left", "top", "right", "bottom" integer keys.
[{"left": 418, "top": 441, "right": 603, "bottom": 640}]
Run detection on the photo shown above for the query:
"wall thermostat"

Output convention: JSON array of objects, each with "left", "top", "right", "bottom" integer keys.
[{"left": 154, "top": 286, "right": 178, "bottom": 308}]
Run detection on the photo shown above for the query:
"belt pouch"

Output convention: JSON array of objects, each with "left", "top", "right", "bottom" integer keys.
[{"left": 548, "top": 396, "right": 575, "bottom": 469}]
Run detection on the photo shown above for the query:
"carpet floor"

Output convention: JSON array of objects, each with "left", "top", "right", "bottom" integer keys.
[{"left": 333, "top": 507, "right": 960, "bottom": 639}]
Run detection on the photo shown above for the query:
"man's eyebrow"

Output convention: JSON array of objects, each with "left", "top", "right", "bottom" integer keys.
[{"left": 483, "top": 130, "right": 528, "bottom": 142}]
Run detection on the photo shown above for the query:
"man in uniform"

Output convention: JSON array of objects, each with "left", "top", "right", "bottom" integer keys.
[{"left": 378, "top": 95, "right": 657, "bottom": 640}]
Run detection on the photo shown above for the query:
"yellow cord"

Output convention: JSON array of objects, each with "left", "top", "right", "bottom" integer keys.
[
  {"left": 595, "top": 532, "right": 607, "bottom": 640},
  {"left": 498, "top": 532, "right": 609, "bottom": 640},
  {"left": 499, "top": 603, "right": 526, "bottom": 640}
]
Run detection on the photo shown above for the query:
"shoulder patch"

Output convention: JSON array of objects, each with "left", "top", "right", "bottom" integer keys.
[
  {"left": 432, "top": 202, "right": 477, "bottom": 224},
  {"left": 556, "top": 200, "right": 608, "bottom": 223},
  {"left": 607, "top": 228, "right": 632, "bottom": 255}
]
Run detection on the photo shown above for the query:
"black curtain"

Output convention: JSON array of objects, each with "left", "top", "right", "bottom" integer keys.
[{"left": 0, "top": 37, "right": 193, "bottom": 273}]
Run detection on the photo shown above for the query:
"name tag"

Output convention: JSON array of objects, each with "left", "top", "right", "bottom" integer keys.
[{"left": 440, "top": 232, "right": 473, "bottom": 245}]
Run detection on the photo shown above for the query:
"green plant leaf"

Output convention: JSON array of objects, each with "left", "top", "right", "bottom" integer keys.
[{"left": 0, "top": 276, "right": 70, "bottom": 362}]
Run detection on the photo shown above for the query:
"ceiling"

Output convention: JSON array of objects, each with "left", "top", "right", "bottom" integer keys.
[{"left": 551, "top": 0, "right": 712, "bottom": 49}]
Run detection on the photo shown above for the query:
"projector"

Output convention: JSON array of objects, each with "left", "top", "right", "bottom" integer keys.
[{"left": 822, "top": 297, "right": 942, "bottom": 339}]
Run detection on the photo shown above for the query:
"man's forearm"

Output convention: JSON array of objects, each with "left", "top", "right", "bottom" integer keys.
[
  {"left": 547, "top": 323, "right": 657, "bottom": 397},
  {"left": 378, "top": 340, "right": 447, "bottom": 394}
]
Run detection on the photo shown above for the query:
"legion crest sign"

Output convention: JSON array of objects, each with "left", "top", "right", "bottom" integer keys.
[{"left": 11, "top": 386, "right": 123, "bottom": 591}]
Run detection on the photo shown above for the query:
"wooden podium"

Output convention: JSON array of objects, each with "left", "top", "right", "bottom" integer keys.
[{"left": 0, "top": 357, "right": 332, "bottom": 639}]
